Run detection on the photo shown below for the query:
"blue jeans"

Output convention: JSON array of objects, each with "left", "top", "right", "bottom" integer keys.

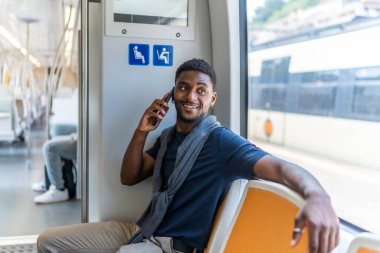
[{"left": 43, "top": 134, "right": 77, "bottom": 189}]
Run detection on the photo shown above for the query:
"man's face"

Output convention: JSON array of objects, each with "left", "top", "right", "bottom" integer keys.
[{"left": 173, "top": 70, "right": 217, "bottom": 124}]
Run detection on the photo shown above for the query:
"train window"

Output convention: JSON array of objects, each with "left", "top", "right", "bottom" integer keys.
[
  {"left": 260, "top": 60, "right": 275, "bottom": 83},
  {"left": 247, "top": 0, "right": 380, "bottom": 233},
  {"left": 297, "top": 84, "right": 336, "bottom": 116},
  {"left": 296, "top": 70, "right": 339, "bottom": 116},
  {"left": 274, "top": 57, "right": 290, "bottom": 83},
  {"left": 352, "top": 67, "right": 380, "bottom": 121},
  {"left": 317, "top": 71, "right": 339, "bottom": 82},
  {"left": 251, "top": 85, "right": 286, "bottom": 111},
  {"left": 300, "top": 72, "right": 316, "bottom": 83},
  {"left": 254, "top": 57, "right": 290, "bottom": 111},
  {"left": 260, "top": 57, "right": 290, "bottom": 83}
]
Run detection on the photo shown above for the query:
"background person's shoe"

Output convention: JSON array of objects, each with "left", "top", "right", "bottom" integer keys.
[
  {"left": 34, "top": 185, "right": 69, "bottom": 204},
  {"left": 32, "top": 181, "right": 47, "bottom": 192}
]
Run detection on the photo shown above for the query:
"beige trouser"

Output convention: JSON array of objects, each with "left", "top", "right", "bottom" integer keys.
[
  {"left": 37, "top": 221, "right": 139, "bottom": 253},
  {"left": 117, "top": 237, "right": 176, "bottom": 253}
]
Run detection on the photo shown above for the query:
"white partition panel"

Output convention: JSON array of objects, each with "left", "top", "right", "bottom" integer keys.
[{"left": 87, "top": 0, "right": 222, "bottom": 222}]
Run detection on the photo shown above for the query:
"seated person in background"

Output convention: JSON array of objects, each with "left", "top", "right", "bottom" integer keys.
[
  {"left": 37, "top": 59, "right": 339, "bottom": 253},
  {"left": 32, "top": 133, "right": 77, "bottom": 204}
]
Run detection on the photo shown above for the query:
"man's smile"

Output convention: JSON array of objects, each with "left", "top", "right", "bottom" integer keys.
[{"left": 182, "top": 103, "right": 200, "bottom": 110}]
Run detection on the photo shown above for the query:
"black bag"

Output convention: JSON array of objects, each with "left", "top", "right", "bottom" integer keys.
[{"left": 44, "top": 158, "right": 77, "bottom": 199}]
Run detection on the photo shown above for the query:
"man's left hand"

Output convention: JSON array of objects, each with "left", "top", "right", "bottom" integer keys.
[{"left": 290, "top": 194, "right": 340, "bottom": 253}]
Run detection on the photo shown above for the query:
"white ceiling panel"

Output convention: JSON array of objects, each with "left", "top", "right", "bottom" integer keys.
[{"left": 0, "top": 0, "right": 67, "bottom": 66}]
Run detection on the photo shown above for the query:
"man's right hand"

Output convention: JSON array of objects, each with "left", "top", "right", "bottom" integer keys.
[{"left": 137, "top": 92, "right": 171, "bottom": 133}]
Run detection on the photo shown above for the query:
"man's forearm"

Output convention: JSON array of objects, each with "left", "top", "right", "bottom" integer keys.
[
  {"left": 120, "top": 129, "right": 149, "bottom": 185},
  {"left": 280, "top": 162, "right": 329, "bottom": 200}
]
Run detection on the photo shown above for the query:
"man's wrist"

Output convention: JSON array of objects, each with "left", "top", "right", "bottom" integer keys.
[
  {"left": 305, "top": 191, "right": 331, "bottom": 202},
  {"left": 135, "top": 128, "right": 149, "bottom": 136}
]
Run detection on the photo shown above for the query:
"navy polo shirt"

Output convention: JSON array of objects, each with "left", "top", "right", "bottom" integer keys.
[{"left": 146, "top": 127, "right": 267, "bottom": 250}]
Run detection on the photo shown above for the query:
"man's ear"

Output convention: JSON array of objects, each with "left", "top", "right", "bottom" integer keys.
[{"left": 212, "top": 92, "right": 217, "bottom": 104}]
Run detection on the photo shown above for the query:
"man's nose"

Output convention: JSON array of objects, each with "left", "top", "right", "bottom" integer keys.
[{"left": 185, "top": 89, "right": 197, "bottom": 101}]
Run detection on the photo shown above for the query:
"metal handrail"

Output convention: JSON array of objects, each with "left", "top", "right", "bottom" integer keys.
[{"left": 45, "top": 4, "right": 75, "bottom": 139}]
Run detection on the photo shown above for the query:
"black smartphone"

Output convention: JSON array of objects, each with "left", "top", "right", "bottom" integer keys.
[{"left": 153, "top": 87, "right": 175, "bottom": 125}]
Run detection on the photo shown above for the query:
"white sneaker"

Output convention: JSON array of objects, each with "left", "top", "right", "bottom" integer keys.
[
  {"left": 32, "top": 181, "right": 47, "bottom": 192},
  {"left": 34, "top": 185, "right": 69, "bottom": 204}
]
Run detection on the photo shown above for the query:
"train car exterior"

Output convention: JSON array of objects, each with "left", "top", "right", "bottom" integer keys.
[{"left": 248, "top": 18, "right": 380, "bottom": 169}]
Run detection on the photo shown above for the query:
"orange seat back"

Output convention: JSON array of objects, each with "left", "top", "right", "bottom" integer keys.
[
  {"left": 358, "top": 248, "right": 380, "bottom": 253},
  {"left": 220, "top": 180, "right": 308, "bottom": 253},
  {"left": 347, "top": 233, "right": 380, "bottom": 253}
]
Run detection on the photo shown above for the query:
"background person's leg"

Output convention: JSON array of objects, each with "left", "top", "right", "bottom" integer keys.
[
  {"left": 43, "top": 134, "right": 76, "bottom": 189},
  {"left": 37, "top": 221, "right": 138, "bottom": 253}
]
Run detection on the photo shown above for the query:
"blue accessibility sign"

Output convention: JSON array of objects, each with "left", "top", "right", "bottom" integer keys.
[
  {"left": 153, "top": 45, "right": 173, "bottom": 66},
  {"left": 129, "top": 44, "right": 149, "bottom": 66}
]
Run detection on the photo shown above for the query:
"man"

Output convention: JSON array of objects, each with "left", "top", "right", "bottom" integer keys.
[
  {"left": 32, "top": 133, "right": 77, "bottom": 204},
  {"left": 38, "top": 59, "right": 339, "bottom": 253}
]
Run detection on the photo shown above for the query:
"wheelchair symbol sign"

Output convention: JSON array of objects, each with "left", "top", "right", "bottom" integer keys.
[
  {"left": 153, "top": 45, "right": 173, "bottom": 66},
  {"left": 129, "top": 44, "right": 149, "bottom": 66}
]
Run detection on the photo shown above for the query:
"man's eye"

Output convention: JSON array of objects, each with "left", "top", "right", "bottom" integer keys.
[{"left": 198, "top": 89, "right": 206, "bottom": 94}]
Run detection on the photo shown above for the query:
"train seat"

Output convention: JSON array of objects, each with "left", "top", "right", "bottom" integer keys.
[
  {"left": 215, "top": 180, "right": 308, "bottom": 253},
  {"left": 346, "top": 233, "right": 380, "bottom": 253},
  {"left": 204, "top": 179, "right": 248, "bottom": 253},
  {"left": 0, "top": 87, "right": 23, "bottom": 141},
  {"left": 50, "top": 88, "right": 78, "bottom": 137}
]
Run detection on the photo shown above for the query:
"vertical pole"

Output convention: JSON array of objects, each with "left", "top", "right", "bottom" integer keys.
[
  {"left": 239, "top": 0, "right": 248, "bottom": 138},
  {"left": 45, "top": 65, "right": 51, "bottom": 141},
  {"left": 25, "top": 21, "right": 32, "bottom": 169},
  {"left": 80, "top": 0, "right": 89, "bottom": 223}
]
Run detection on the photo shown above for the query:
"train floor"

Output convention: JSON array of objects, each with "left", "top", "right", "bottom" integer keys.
[
  {"left": 255, "top": 139, "right": 380, "bottom": 234},
  {"left": 0, "top": 118, "right": 81, "bottom": 237}
]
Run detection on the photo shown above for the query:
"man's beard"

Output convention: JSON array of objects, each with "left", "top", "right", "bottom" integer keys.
[
  {"left": 175, "top": 102, "right": 205, "bottom": 124},
  {"left": 176, "top": 111, "right": 203, "bottom": 124}
]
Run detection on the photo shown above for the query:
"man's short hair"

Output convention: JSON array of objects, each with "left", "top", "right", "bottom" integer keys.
[{"left": 175, "top": 58, "right": 217, "bottom": 88}]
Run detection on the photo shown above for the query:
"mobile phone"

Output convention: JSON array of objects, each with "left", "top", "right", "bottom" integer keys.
[{"left": 152, "top": 87, "right": 175, "bottom": 125}]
